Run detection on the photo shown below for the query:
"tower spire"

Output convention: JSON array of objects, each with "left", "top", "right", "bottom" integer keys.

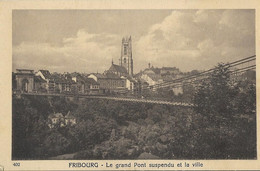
[{"left": 120, "top": 36, "right": 133, "bottom": 76}]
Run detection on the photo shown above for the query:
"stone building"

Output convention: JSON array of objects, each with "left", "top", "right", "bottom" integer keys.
[
  {"left": 71, "top": 73, "right": 85, "bottom": 94},
  {"left": 105, "top": 60, "right": 128, "bottom": 77},
  {"left": 71, "top": 73, "right": 100, "bottom": 94},
  {"left": 52, "top": 73, "right": 73, "bottom": 93},
  {"left": 100, "top": 36, "right": 136, "bottom": 93},
  {"left": 88, "top": 73, "right": 126, "bottom": 93},
  {"left": 64, "top": 111, "right": 76, "bottom": 125},
  {"left": 120, "top": 75, "right": 135, "bottom": 91},
  {"left": 120, "top": 36, "right": 133, "bottom": 76},
  {"left": 34, "top": 75, "right": 47, "bottom": 93},
  {"left": 15, "top": 69, "right": 35, "bottom": 93},
  {"left": 35, "top": 70, "right": 54, "bottom": 93},
  {"left": 48, "top": 111, "right": 76, "bottom": 128},
  {"left": 140, "top": 73, "right": 163, "bottom": 86},
  {"left": 36, "top": 70, "right": 74, "bottom": 93},
  {"left": 160, "top": 67, "right": 180, "bottom": 75},
  {"left": 84, "top": 77, "right": 100, "bottom": 94},
  {"left": 48, "top": 113, "right": 64, "bottom": 128}
]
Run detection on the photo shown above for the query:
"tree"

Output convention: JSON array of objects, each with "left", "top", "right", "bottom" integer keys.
[
  {"left": 192, "top": 64, "right": 256, "bottom": 159},
  {"left": 43, "top": 130, "right": 71, "bottom": 156},
  {"left": 235, "top": 80, "right": 256, "bottom": 115},
  {"left": 12, "top": 96, "right": 49, "bottom": 159},
  {"left": 194, "top": 63, "right": 235, "bottom": 122}
]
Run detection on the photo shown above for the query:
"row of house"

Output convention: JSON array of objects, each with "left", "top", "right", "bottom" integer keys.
[
  {"left": 13, "top": 69, "right": 101, "bottom": 95},
  {"left": 13, "top": 61, "right": 198, "bottom": 96},
  {"left": 13, "top": 62, "right": 137, "bottom": 95}
]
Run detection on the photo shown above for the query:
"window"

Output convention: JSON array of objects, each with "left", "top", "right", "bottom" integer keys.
[
  {"left": 22, "top": 79, "right": 29, "bottom": 92},
  {"left": 124, "top": 58, "right": 127, "bottom": 63},
  {"left": 124, "top": 45, "right": 127, "bottom": 55}
]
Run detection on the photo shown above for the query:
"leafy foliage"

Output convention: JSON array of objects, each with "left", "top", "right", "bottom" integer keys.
[
  {"left": 12, "top": 70, "right": 256, "bottom": 160},
  {"left": 193, "top": 64, "right": 256, "bottom": 158}
]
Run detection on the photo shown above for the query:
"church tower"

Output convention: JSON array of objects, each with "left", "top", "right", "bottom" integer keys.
[{"left": 120, "top": 36, "right": 133, "bottom": 76}]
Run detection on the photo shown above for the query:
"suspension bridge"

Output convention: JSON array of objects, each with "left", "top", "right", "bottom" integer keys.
[
  {"left": 17, "top": 55, "right": 256, "bottom": 107},
  {"left": 20, "top": 92, "right": 194, "bottom": 107}
]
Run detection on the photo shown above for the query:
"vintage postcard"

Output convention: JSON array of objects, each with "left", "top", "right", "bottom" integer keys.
[{"left": 0, "top": 0, "right": 259, "bottom": 170}]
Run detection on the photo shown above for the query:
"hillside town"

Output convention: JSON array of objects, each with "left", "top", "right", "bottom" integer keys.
[{"left": 12, "top": 36, "right": 187, "bottom": 96}]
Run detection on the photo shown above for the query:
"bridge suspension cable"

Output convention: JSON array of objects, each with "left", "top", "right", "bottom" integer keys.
[
  {"left": 145, "top": 55, "right": 256, "bottom": 90},
  {"left": 114, "top": 55, "right": 256, "bottom": 95},
  {"left": 111, "top": 55, "right": 255, "bottom": 95},
  {"left": 150, "top": 64, "right": 256, "bottom": 90}
]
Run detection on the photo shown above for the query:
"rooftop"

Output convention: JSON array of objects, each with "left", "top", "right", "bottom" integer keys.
[
  {"left": 34, "top": 76, "right": 47, "bottom": 83},
  {"left": 16, "top": 69, "right": 34, "bottom": 74},
  {"left": 65, "top": 111, "right": 76, "bottom": 119},
  {"left": 109, "top": 64, "right": 127, "bottom": 74},
  {"left": 48, "top": 113, "right": 64, "bottom": 118},
  {"left": 146, "top": 73, "right": 163, "bottom": 81},
  {"left": 90, "top": 73, "right": 107, "bottom": 79},
  {"left": 84, "top": 77, "right": 99, "bottom": 85},
  {"left": 39, "top": 70, "right": 52, "bottom": 79}
]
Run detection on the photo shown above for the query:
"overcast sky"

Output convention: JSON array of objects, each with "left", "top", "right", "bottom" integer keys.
[{"left": 12, "top": 10, "right": 255, "bottom": 74}]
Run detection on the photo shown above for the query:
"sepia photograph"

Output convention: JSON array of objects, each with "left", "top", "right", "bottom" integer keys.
[{"left": 11, "top": 9, "right": 256, "bottom": 161}]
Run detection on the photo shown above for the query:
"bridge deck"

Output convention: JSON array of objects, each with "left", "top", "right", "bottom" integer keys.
[{"left": 18, "top": 93, "right": 194, "bottom": 107}]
